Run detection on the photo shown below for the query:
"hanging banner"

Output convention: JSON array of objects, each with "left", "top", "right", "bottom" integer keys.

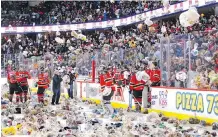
[{"left": 1, "top": 0, "right": 217, "bottom": 34}]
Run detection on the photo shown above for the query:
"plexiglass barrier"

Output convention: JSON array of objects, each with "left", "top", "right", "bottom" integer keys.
[
  {"left": 1, "top": 30, "right": 217, "bottom": 90},
  {"left": 160, "top": 30, "right": 218, "bottom": 90},
  {"left": 76, "top": 52, "right": 92, "bottom": 76},
  {"left": 1, "top": 53, "right": 54, "bottom": 78}
]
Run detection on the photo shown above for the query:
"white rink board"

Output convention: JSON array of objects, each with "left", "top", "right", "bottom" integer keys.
[
  {"left": 76, "top": 81, "right": 218, "bottom": 120},
  {"left": 151, "top": 87, "right": 218, "bottom": 120},
  {"left": 2, "top": 77, "right": 217, "bottom": 120},
  {"left": 76, "top": 81, "right": 134, "bottom": 105}
]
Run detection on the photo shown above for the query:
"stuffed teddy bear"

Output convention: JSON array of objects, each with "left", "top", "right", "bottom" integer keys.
[{"left": 212, "top": 51, "right": 218, "bottom": 73}]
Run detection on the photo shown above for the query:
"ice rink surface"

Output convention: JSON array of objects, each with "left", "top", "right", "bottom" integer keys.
[{"left": 2, "top": 96, "right": 218, "bottom": 137}]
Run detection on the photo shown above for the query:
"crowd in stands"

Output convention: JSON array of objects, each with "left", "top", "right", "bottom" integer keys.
[
  {"left": 1, "top": 1, "right": 183, "bottom": 27},
  {"left": 1, "top": 1, "right": 218, "bottom": 90}
]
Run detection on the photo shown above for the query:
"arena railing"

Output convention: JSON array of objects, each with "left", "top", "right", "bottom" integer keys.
[{"left": 1, "top": 0, "right": 217, "bottom": 34}]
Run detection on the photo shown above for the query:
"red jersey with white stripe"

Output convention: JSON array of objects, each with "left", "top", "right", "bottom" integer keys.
[
  {"left": 114, "top": 70, "right": 121, "bottom": 84},
  {"left": 104, "top": 72, "right": 113, "bottom": 87},
  {"left": 99, "top": 74, "right": 105, "bottom": 92},
  {"left": 7, "top": 71, "right": 17, "bottom": 84},
  {"left": 37, "top": 73, "right": 50, "bottom": 89},
  {"left": 130, "top": 74, "right": 145, "bottom": 91},
  {"left": 150, "top": 69, "right": 161, "bottom": 83},
  {"left": 16, "top": 71, "right": 31, "bottom": 86}
]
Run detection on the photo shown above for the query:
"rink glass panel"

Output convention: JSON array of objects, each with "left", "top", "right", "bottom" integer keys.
[
  {"left": 94, "top": 47, "right": 139, "bottom": 81},
  {"left": 160, "top": 30, "right": 218, "bottom": 89},
  {"left": 76, "top": 52, "right": 92, "bottom": 76},
  {"left": 1, "top": 30, "right": 217, "bottom": 90},
  {"left": 1, "top": 53, "right": 54, "bottom": 79}
]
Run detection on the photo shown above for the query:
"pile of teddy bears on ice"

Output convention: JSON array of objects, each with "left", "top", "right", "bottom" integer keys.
[{"left": 2, "top": 91, "right": 218, "bottom": 137}]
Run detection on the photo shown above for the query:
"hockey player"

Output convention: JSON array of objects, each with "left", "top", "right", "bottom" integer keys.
[
  {"left": 123, "top": 67, "right": 130, "bottom": 86},
  {"left": 114, "top": 67, "right": 125, "bottom": 101},
  {"left": 130, "top": 66, "right": 151, "bottom": 112},
  {"left": 102, "top": 67, "right": 114, "bottom": 116},
  {"left": 144, "top": 61, "right": 151, "bottom": 77},
  {"left": 16, "top": 66, "right": 31, "bottom": 103},
  {"left": 7, "top": 66, "right": 18, "bottom": 102},
  {"left": 99, "top": 67, "right": 106, "bottom": 93},
  {"left": 150, "top": 62, "right": 161, "bottom": 86},
  {"left": 108, "top": 65, "right": 116, "bottom": 92},
  {"left": 122, "top": 66, "right": 132, "bottom": 110},
  {"left": 37, "top": 67, "right": 50, "bottom": 104},
  {"left": 130, "top": 66, "right": 143, "bottom": 112},
  {"left": 142, "top": 61, "right": 152, "bottom": 108}
]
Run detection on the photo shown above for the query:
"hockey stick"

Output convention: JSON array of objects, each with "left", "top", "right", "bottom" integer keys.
[
  {"left": 127, "top": 81, "right": 150, "bottom": 110},
  {"left": 124, "top": 86, "right": 133, "bottom": 109},
  {"left": 131, "top": 92, "right": 142, "bottom": 108},
  {"left": 100, "top": 95, "right": 109, "bottom": 115},
  {"left": 28, "top": 86, "right": 32, "bottom": 96},
  {"left": 129, "top": 91, "right": 133, "bottom": 109}
]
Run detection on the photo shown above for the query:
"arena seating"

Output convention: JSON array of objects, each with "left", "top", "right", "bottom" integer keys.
[{"left": 1, "top": 1, "right": 182, "bottom": 26}]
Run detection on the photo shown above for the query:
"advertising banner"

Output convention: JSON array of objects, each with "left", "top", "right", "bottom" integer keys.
[
  {"left": 1, "top": 0, "right": 217, "bottom": 34},
  {"left": 151, "top": 87, "right": 218, "bottom": 119}
]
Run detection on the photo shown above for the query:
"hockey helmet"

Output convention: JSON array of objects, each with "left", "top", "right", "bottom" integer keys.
[
  {"left": 135, "top": 65, "right": 140, "bottom": 71},
  {"left": 103, "top": 67, "right": 108, "bottom": 73},
  {"left": 12, "top": 65, "right": 16, "bottom": 70},
  {"left": 152, "top": 61, "right": 158, "bottom": 67},
  {"left": 107, "top": 64, "right": 112, "bottom": 68},
  {"left": 40, "top": 67, "right": 44, "bottom": 71},
  {"left": 142, "top": 59, "right": 149, "bottom": 66},
  {"left": 123, "top": 65, "right": 129, "bottom": 71}
]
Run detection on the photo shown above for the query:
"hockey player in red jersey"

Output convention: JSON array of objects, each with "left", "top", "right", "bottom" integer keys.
[
  {"left": 102, "top": 66, "right": 115, "bottom": 115},
  {"left": 130, "top": 66, "right": 144, "bottom": 112},
  {"left": 7, "top": 66, "right": 18, "bottom": 102},
  {"left": 144, "top": 61, "right": 151, "bottom": 78},
  {"left": 16, "top": 66, "right": 31, "bottom": 103},
  {"left": 99, "top": 66, "right": 106, "bottom": 93},
  {"left": 109, "top": 65, "right": 116, "bottom": 92},
  {"left": 150, "top": 62, "right": 161, "bottom": 86},
  {"left": 141, "top": 61, "right": 153, "bottom": 108},
  {"left": 114, "top": 66, "right": 125, "bottom": 101},
  {"left": 130, "top": 65, "right": 151, "bottom": 111},
  {"left": 37, "top": 67, "right": 50, "bottom": 104}
]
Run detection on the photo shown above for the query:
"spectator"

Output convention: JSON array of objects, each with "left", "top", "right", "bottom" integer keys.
[
  {"left": 67, "top": 69, "right": 76, "bottom": 99},
  {"left": 52, "top": 70, "right": 62, "bottom": 105},
  {"left": 1, "top": 1, "right": 180, "bottom": 27},
  {"left": 1, "top": 10, "right": 218, "bottom": 90}
]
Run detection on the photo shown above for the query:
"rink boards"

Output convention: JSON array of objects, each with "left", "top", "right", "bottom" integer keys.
[
  {"left": 1, "top": 78, "right": 217, "bottom": 124},
  {"left": 76, "top": 80, "right": 218, "bottom": 124}
]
